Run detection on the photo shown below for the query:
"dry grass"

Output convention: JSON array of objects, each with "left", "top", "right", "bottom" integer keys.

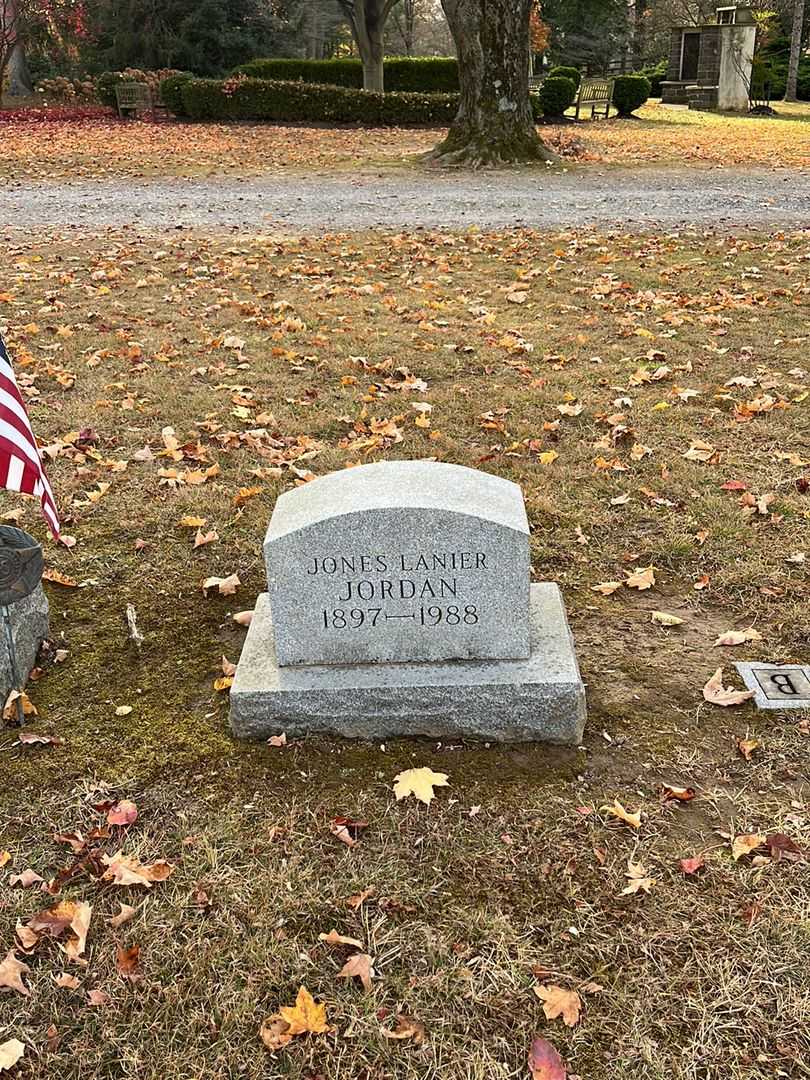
[
  {"left": 1, "top": 100, "right": 808, "bottom": 182},
  {"left": 0, "top": 226, "right": 809, "bottom": 1079}
]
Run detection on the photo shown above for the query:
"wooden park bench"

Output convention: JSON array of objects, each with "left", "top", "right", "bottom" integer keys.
[
  {"left": 575, "top": 77, "right": 614, "bottom": 120},
  {"left": 115, "top": 82, "right": 152, "bottom": 118}
]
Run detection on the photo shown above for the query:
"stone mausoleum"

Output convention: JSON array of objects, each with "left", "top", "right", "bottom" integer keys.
[{"left": 661, "top": 4, "right": 756, "bottom": 111}]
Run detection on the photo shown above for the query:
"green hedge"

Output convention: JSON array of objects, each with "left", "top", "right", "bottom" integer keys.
[
  {"left": 159, "top": 73, "right": 194, "bottom": 116},
  {"left": 538, "top": 76, "right": 577, "bottom": 117},
  {"left": 613, "top": 74, "right": 650, "bottom": 116},
  {"left": 180, "top": 77, "right": 461, "bottom": 124},
  {"left": 235, "top": 56, "right": 459, "bottom": 93},
  {"left": 547, "top": 65, "right": 581, "bottom": 90},
  {"left": 636, "top": 59, "right": 667, "bottom": 97}
]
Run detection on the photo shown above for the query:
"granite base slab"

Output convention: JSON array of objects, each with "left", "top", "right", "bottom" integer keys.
[
  {"left": 734, "top": 662, "right": 810, "bottom": 710},
  {"left": 230, "top": 583, "right": 586, "bottom": 744}
]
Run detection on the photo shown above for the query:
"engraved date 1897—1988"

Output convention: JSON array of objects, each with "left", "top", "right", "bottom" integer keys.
[{"left": 321, "top": 605, "right": 479, "bottom": 629}]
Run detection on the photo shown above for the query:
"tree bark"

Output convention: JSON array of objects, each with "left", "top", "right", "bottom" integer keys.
[
  {"left": 340, "top": 0, "right": 399, "bottom": 91},
  {"left": 430, "top": 0, "right": 558, "bottom": 166},
  {"left": 6, "top": 38, "right": 31, "bottom": 96},
  {"left": 783, "top": 0, "right": 805, "bottom": 103}
]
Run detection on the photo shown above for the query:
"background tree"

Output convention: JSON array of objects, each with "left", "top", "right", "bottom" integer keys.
[
  {"left": 784, "top": 0, "right": 806, "bottom": 99},
  {"left": 1, "top": 0, "right": 33, "bottom": 95},
  {"left": 431, "top": 0, "right": 558, "bottom": 166},
  {"left": 542, "top": 0, "right": 631, "bottom": 71},
  {"left": 336, "top": 0, "right": 402, "bottom": 90}
]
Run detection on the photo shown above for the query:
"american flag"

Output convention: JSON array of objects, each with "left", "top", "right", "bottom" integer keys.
[{"left": 0, "top": 332, "right": 60, "bottom": 538}]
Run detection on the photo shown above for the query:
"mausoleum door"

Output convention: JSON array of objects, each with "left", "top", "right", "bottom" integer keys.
[{"left": 681, "top": 32, "right": 701, "bottom": 81}]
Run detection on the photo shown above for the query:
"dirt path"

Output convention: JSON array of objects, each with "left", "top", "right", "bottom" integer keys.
[{"left": 2, "top": 166, "right": 809, "bottom": 230}]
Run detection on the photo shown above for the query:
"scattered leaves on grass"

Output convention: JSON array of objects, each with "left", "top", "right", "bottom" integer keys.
[
  {"left": 765, "top": 833, "right": 804, "bottom": 862},
  {"left": 393, "top": 767, "right": 450, "bottom": 805},
  {"left": 101, "top": 852, "right": 174, "bottom": 888},
  {"left": 528, "top": 1037, "right": 567, "bottom": 1080},
  {"left": 625, "top": 565, "right": 656, "bottom": 590},
  {"left": 3, "top": 690, "right": 37, "bottom": 721},
  {"left": 737, "top": 737, "right": 761, "bottom": 761},
  {"left": 329, "top": 816, "right": 368, "bottom": 848},
  {"left": 679, "top": 854, "right": 707, "bottom": 875},
  {"left": 201, "top": 574, "right": 240, "bottom": 597},
  {"left": 714, "top": 627, "right": 762, "bottom": 647},
  {"left": 533, "top": 984, "right": 581, "bottom": 1027},
  {"left": 260, "top": 986, "right": 329, "bottom": 1051},
  {"left": 18, "top": 731, "right": 63, "bottom": 747},
  {"left": 661, "top": 784, "right": 696, "bottom": 803},
  {"left": 116, "top": 945, "right": 142, "bottom": 982},
  {"left": 703, "top": 668, "right": 754, "bottom": 707},
  {"left": 318, "top": 929, "right": 363, "bottom": 949}
]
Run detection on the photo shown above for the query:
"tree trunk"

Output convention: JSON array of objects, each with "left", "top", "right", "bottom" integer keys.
[
  {"left": 430, "top": 0, "right": 558, "bottom": 166},
  {"left": 783, "top": 0, "right": 805, "bottom": 103},
  {"left": 6, "top": 38, "right": 31, "bottom": 96},
  {"left": 342, "top": 0, "right": 389, "bottom": 92}
]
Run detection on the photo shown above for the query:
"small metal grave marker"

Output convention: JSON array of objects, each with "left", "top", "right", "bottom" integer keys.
[
  {"left": 735, "top": 662, "right": 810, "bottom": 710},
  {"left": 0, "top": 526, "right": 44, "bottom": 725}
]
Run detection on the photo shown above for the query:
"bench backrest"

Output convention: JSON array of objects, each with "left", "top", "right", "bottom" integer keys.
[
  {"left": 578, "top": 78, "right": 614, "bottom": 103},
  {"left": 116, "top": 82, "right": 152, "bottom": 108}
]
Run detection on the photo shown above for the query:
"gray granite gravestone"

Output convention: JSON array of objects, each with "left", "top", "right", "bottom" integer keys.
[{"left": 230, "top": 460, "right": 586, "bottom": 743}]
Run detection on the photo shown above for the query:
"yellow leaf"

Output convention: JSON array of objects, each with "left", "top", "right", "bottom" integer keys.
[
  {"left": 533, "top": 984, "right": 582, "bottom": 1027},
  {"left": 599, "top": 799, "right": 641, "bottom": 829},
  {"left": 278, "top": 986, "right": 329, "bottom": 1036},
  {"left": 625, "top": 566, "right": 655, "bottom": 590},
  {"left": 538, "top": 450, "right": 558, "bottom": 465},
  {"left": 651, "top": 611, "right": 684, "bottom": 626},
  {"left": 178, "top": 516, "right": 206, "bottom": 528},
  {"left": 0, "top": 1039, "right": 25, "bottom": 1071},
  {"left": 393, "top": 767, "right": 450, "bottom": 805}
]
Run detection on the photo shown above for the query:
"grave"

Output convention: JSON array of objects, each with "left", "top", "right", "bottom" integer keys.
[
  {"left": 230, "top": 460, "right": 586, "bottom": 743},
  {"left": 735, "top": 662, "right": 810, "bottom": 710}
]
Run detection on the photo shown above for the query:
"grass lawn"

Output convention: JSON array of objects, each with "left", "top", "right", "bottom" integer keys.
[
  {"left": 1, "top": 100, "right": 809, "bottom": 181},
  {"left": 1, "top": 225, "right": 809, "bottom": 1079}
]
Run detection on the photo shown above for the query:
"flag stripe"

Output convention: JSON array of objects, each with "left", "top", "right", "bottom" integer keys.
[{"left": 0, "top": 333, "right": 61, "bottom": 537}]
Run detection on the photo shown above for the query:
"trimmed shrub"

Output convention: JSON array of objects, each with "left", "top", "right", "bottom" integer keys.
[
  {"left": 547, "top": 65, "right": 581, "bottom": 90},
  {"left": 612, "top": 74, "right": 650, "bottom": 116},
  {"left": 538, "top": 76, "right": 577, "bottom": 117},
  {"left": 160, "top": 73, "right": 194, "bottom": 116},
  {"left": 179, "top": 77, "right": 460, "bottom": 125},
  {"left": 235, "top": 56, "right": 459, "bottom": 93}
]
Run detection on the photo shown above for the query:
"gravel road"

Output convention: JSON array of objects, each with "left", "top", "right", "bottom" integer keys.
[{"left": 2, "top": 167, "right": 809, "bottom": 231}]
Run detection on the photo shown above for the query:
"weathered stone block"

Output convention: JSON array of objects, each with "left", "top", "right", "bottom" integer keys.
[
  {"left": 230, "top": 584, "right": 586, "bottom": 744},
  {"left": 263, "top": 461, "right": 530, "bottom": 667},
  {"left": 0, "top": 584, "right": 49, "bottom": 702}
]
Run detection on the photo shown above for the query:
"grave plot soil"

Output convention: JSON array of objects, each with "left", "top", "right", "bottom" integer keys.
[{"left": 1, "top": 226, "right": 809, "bottom": 1080}]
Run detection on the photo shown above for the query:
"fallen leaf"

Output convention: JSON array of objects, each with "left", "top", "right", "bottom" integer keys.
[
  {"left": 87, "top": 988, "right": 111, "bottom": 1006},
  {"left": 330, "top": 816, "right": 368, "bottom": 847},
  {"left": 737, "top": 737, "right": 760, "bottom": 761},
  {"left": 116, "top": 945, "right": 141, "bottom": 982},
  {"left": 0, "top": 1039, "right": 25, "bottom": 1071},
  {"left": 621, "top": 859, "right": 657, "bottom": 895},
  {"left": 714, "top": 627, "right": 762, "bottom": 647},
  {"left": 101, "top": 852, "right": 174, "bottom": 888},
  {"left": 684, "top": 440, "right": 716, "bottom": 462},
  {"left": 381, "top": 1014, "right": 425, "bottom": 1043},
  {"left": 651, "top": 611, "right": 684, "bottom": 626},
  {"left": 0, "top": 851, "right": 9, "bottom": 868},
  {"left": 18, "top": 731, "right": 63, "bottom": 746},
  {"left": 679, "top": 855, "right": 706, "bottom": 875},
  {"left": 279, "top": 985, "right": 329, "bottom": 1036},
  {"left": 0, "top": 951, "right": 29, "bottom": 996},
  {"left": 592, "top": 580, "right": 622, "bottom": 595},
  {"left": 732, "top": 833, "right": 766, "bottom": 861},
  {"left": 108, "top": 904, "right": 136, "bottom": 929},
  {"left": 703, "top": 668, "right": 754, "bottom": 707},
  {"left": 259, "top": 1015, "right": 293, "bottom": 1052},
  {"left": 337, "top": 952, "right": 373, "bottom": 992},
  {"left": 267, "top": 732, "right": 287, "bottom": 747},
  {"left": 114, "top": 705, "right": 133, "bottom": 717},
  {"left": 107, "top": 800, "right": 138, "bottom": 826},
  {"left": 661, "top": 784, "right": 696, "bottom": 803},
  {"left": 599, "top": 799, "right": 641, "bottom": 828},
  {"left": 528, "top": 1037, "right": 567, "bottom": 1080},
  {"left": 534, "top": 984, "right": 581, "bottom": 1027},
  {"left": 625, "top": 565, "right": 655, "bottom": 590},
  {"left": 765, "top": 833, "right": 804, "bottom": 862},
  {"left": 202, "top": 574, "right": 240, "bottom": 596},
  {"left": 393, "top": 767, "right": 449, "bottom": 805},
  {"left": 8, "top": 869, "right": 43, "bottom": 888},
  {"left": 233, "top": 610, "right": 253, "bottom": 626},
  {"left": 3, "top": 690, "right": 37, "bottom": 721},
  {"left": 318, "top": 929, "right": 363, "bottom": 949}
]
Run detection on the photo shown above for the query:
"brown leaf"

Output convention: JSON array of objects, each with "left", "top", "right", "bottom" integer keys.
[
  {"left": 737, "top": 737, "right": 760, "bottom": 761},
  {"left": 55, "top": 972, "right": 81, "bottom": 989},
  {"left": 101, "top": 851, "right": 174, "bottom": 888},
  {"left": 8, "top": 868, "right": 44, "bottom": 888},
  {"left": 233, "top": 610, "right": 253, "bottom": 626},
  {"left": 765, "top": 833, "right": 804, "bottom": 862},
  {"left": 267, "top": 732, "right": 287, "bottom": 747},
  {"left": 703, "top": 668, "right": 754, "bottom": 707},
  {"left": 337, "top": 952, "right": 373, "bottom": 992},
  {"left": 107, "top": 800, "right": 138, "bottom": 826},
  {"left": 201, "top": 574, "right": 240, "bottom": 597},
  {"left": 528, "top": 1037, "right": 567, "bottom": 1080},
  {"left": 18, "top": 731, "right": 63, "bottom": 746},
  {"left": 661, "top": 784, "right": 696, "bottom": 803},
  {"left": 621, "top": 859, "right": 657, "bottom": 895},
  {"left": 0, "top": 950, "right": 30, "bottom": 996},
  {"left": 259, "top": 1015, "right": 293, "bottom": 1052},
  {"left": 625, "top": 565, "right": 655, "bottom": 590},
  {"left": 330, "top": 816, "right": 368, "bottom": 847},
  {"left": 87, "top": 988, "right": 111, "bottom": 1006},
  {"left": 591, "top": 580, "right": 622, "bottom": 596},
  {"left": 3, "top": 689, "right": 37, "bottom": 721},
  {"left": 380, "top": 1014, "right": 425, "bottom": 1044},
  {"left": 116, "top": 945, "right": 142, "bottom": 982},
  {"left": 534, "top": 984, "right": 581, "bottom": 1027}
]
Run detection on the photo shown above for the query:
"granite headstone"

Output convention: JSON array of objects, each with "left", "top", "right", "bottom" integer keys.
[{"left": 231, "top": 460, "right": 586, "bottom": 743}]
